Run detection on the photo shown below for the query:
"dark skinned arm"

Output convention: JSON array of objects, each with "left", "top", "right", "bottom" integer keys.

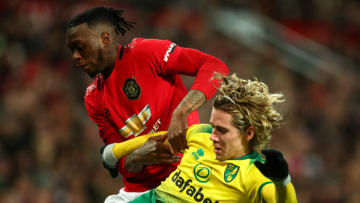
[
  {"left": 124, "top": 134, "right": 180, "bottom": 173},
  {"left": 167, "top": 89, "right": 206, "bottom": 153}
]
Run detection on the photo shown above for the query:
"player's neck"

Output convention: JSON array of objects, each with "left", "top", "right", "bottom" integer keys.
[
  {"left": 102, "top": 66, "right": 113, "bottom": 79},
  {"left": 102, "top": 45, "right": 118, "bottom": 79}
]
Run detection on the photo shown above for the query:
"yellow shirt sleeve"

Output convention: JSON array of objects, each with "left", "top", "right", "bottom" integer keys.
[
  {"left": 112, "top": 124, "right": 201, "bottom": 159},
  {"left": 261, "top": 182, "right": 297, "bottom": 203},
  {"left": 245, "top": 164, "right": 297, "bottom": 203},
  {"left": 112, "top": 131, "right": 168, "bottom": 159}
]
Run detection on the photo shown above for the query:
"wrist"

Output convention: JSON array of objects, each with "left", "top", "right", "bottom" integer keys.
[
  {"left": 102, "top": 144, "right": 118, "bottom": 168},
  {"left": 272, "top": 175, "right": 291, "bottom": 187}
]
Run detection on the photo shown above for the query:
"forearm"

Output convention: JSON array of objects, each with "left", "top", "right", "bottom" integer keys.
[
  {"left": 274, "top": 182, "right": 297, "bottom": 203},
  {"left": 113, "top": 131, "right": 167, "bottom": 158},
  {"left": 120, "top": 135, "right": 157, "bottom": 173},
  {"left": 124, "top": 151, "right": 144, "bottom": 173},
  {"left": 173, "top": 90, "right": 206, "bottom": 116},
  {"left": 262, "top": 181, "right": 297, "bottom": 203},
  {"left": 255, "top": 149, "right": 296, "bottom": 203},
  {"left": 102, "top": 131, "right": 167, "bottom": 170},
  {"left": 123, "top": 135, "right": 171, "bottom": 173}
]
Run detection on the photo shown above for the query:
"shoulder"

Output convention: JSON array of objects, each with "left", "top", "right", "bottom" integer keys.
[
  {"left": 125, "top": 38, "right": 145, "bottom": 49},
  {"left": 232, "top": 153, "right": 265, "bottom": 183},
  {"left": 127, "top": 38, "right": 174, "bottom": 52},
  {"left": 187, "top": 124, "right": 212, "bottom": 136},
  {"left": 128, "top": 37, "right": 172, "bottom": 46},
  {"left": 84, "top": 74, "right": 103, "bottom": 105},
  {"left": 242, "top": 155, "right": 271, "bottom": 187},
  {"left": 85, "top": 81, "right": 97, "bottom": 98}
]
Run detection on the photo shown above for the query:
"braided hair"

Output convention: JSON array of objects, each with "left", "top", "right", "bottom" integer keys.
[{"left": 66, "top": 6, "right": 135, "bottom": 35}]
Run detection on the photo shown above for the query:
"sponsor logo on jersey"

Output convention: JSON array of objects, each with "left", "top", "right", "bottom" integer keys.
[
  {"left": 85, "top": 83, "right": 96, "bottom": 96},
  {"left": 171, "top": 170, "right": 218, "bottom": 203},
  {"left": 149, "top": 118, "right": 161, "bottom": 134},
  {"left": 194, "top": 163, "right": 212, "bottom": 183},
  {"left": 192, "top": 148, "right": 205, "bottom": 160},
  {"left": 123, "top": 77, "right": 141, "bottom": 100},
  {"left": 224, "top": 163, "right": 239, "bottom": 183},
  {"left": 119, "top": 104, "right": 151, "bottom": 138},
  {"left": 163, "top": 43, "right": 177, "bottom": 62}
]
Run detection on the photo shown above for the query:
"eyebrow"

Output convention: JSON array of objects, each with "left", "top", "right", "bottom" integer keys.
[
  {"left": 210, "top": 123, "right": 228, "bottom": 132},
  {"left": 67, "top": 40, "right": 83, "bottom": 49}
]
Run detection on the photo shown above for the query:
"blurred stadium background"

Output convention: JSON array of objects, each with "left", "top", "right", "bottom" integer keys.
[{"left": 0, "top": 0, "right": 359, "bottom": 202}]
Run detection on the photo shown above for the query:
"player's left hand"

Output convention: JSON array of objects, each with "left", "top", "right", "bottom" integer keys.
[
  {"left": 167, "top": 112, "right": 188, "bottom": 154},
  {"left": 255, "top": 149, "right": 289, "bottom": 182}
]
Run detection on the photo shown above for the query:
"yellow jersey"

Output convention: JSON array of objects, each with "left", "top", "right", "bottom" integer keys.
[{"left": 131, "top": 124, "right": 296, "bottom": 203}]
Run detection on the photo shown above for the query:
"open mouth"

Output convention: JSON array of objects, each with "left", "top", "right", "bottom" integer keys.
[{"left": 213, "top": 145, "right": 222, "bottom": 154}]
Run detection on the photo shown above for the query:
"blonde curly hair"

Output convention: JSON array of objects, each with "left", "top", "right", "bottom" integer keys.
[{"left": 213, "top": 73, "right": 284, "bottom": 153}]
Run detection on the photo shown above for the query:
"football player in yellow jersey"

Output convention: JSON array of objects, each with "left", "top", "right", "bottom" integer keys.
[{"left": 101, "top": 73, "right": 297, "bottom": 202}]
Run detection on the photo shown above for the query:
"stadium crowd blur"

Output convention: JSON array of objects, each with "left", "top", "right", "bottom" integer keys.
[{"left": 0, "top": 0, "right": 359, "bottom": 202}]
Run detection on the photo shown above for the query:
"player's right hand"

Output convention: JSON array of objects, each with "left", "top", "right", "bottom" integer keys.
[{"left": 131, "top": 133, "right": 181, "bottom": 166}]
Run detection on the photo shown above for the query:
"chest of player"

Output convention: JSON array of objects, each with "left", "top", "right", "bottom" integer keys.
[
  {"left": 99, "top": 54, "right": 178, "bottom": 140},
  {"left": 170, "top": 154, "right": 252, "bottom": 202},
  {"left": 167, "top": 147, "right": 246, "bottom": 202},
  {"left": 171, "top": 140, "right": 252, "bottom": 202}
]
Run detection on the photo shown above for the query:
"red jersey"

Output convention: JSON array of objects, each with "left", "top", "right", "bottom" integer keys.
[{"left": 84, "top": 38, "right": 228, "bottom": 192}]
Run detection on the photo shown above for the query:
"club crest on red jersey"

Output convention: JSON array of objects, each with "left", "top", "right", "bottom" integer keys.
[{"left": 123, "top": 77, "right": 141, "bottom": 100}]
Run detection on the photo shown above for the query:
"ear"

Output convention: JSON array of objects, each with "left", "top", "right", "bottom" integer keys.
[
  {"left": 101, "top": 32, "right": 111, "bottom": 46},
  {"left": 245, "top": 126, "right": 255, "bottom": 141}
]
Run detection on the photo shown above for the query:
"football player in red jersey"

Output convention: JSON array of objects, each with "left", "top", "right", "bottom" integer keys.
[{"left": 66, "top": 6, "right": 228, "bottom": 202}]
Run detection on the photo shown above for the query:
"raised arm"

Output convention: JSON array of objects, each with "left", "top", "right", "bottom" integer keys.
[
  {"left": 164, "top": 47, "right": 229, "bottom": 153},
  {"left": 255, "top": 149, "right": 297, "bottom": 203},
  {"left": 133, "top": 39, "right": 229, "bottom": 153},
  {"left": 167, "top": 89, "right": 206, "bottom": 152}
]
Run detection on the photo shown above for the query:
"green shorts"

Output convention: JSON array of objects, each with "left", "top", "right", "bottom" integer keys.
[
  {"left": 130, "top": 189, "right": 158, "bottom": 203},
  {"left": 130, "top": 189, "right": 187, "bottom": 203}
]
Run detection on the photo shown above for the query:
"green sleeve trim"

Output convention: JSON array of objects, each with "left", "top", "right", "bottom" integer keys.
[
  {"left": 192, "top": 124, "right": 213, "bottom": 134},
  {"left": 258, "top": 181, "right": 273, "bottom": 201},
  {"left": 186, "top": 124, "right": 212, "bottom": 140}
]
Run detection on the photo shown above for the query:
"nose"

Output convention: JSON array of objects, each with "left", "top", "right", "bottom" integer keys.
[
  {"left": 72, "top": 50, "right": 81, "bottom": 62},
  {"left": 210, "top": 133, "right": 219, "bottom": 142}
]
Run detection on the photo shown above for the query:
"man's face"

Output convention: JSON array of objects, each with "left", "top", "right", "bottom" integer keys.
[
  {"left": 66, "top": 23, "right": 104, "bottom": 78},
  {"left": 209, "top": 108, "right": 247, "bottom": 161}
]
